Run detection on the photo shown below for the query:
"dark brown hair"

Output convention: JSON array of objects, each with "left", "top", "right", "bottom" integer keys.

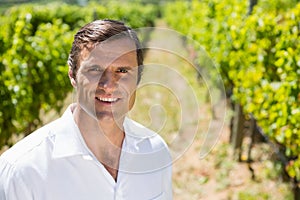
[{"left": 68, "top": 19, "right": 144, "bottom": 83}]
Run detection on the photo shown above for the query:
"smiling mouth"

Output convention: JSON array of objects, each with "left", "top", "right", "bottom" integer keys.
[{"left": 95, "top": 97, "right": 120, "bottom": 103}]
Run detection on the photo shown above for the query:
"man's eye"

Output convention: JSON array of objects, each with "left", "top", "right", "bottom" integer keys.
[
  {"left": 88, "top": 67, "right": 102, "bottom": 72},
  {"left": 117, "top": 68, "right": 128, "bottom": 73}
]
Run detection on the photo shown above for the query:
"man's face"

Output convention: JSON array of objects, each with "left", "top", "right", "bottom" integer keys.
[{"left": 75, "top": 37, "right": 138, "bottom": 122}]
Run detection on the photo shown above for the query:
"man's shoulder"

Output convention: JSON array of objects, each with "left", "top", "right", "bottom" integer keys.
[{"left": 0, "top": 118, "right": 61, "bottom": 165}]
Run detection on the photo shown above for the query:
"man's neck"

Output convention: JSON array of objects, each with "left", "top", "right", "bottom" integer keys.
[
  {"left": 72, "top": 105, "right": 125, "bottom": 181},
  {"left": 72, "top": 105, "right": 124, "bottom": 154},
  {"left": 72, "top": 105, "right": 124, "bottom": 144}
]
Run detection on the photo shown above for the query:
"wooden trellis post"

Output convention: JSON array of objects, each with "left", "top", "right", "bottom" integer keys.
[{"left": 230, "top": 103, "right": 245, "bottom": 161}]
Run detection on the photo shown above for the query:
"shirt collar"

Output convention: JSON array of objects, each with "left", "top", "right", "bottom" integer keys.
[
  {"left": 52, "top": 104, "right": 88, "bottom": 158},
  {"left": 51, "top": 104, "right": 153, "bottom": 158},
  {"left": 123, "top": 117, "right": 158, "bottom": 152},
  {"left": 123, "top": 117, "right": 155, "bottom": 139}
]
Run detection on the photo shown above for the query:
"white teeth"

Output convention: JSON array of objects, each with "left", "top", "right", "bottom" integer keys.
[{"left": 98, "top": 97, "right": 118, "bottom": 102}]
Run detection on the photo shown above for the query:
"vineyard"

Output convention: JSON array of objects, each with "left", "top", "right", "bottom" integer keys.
[
  {"left": 164, "top": 0, "right": 300, "bottom": 197},
  {"left": 0, "top": 0, "right": 299, "bottom": 199}
]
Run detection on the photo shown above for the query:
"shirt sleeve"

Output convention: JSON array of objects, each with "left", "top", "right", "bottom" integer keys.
[{"left": 0, "top": 157, "right": 32, "bottom": 200}]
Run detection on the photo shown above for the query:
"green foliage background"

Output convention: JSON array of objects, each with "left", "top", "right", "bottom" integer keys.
[
  {"left": 0, "top": 0, "right": 299, "bottom": 193},
  {"left": 0, "top": 2, "right": 158, "bottom": 147},
  {"left": 164, "top": 0, "right": 300, "bottom": 183}
]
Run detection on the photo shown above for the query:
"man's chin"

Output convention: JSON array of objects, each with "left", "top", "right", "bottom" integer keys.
[{"left": 95, "top": 111, "right": 125, "bottom": 122}]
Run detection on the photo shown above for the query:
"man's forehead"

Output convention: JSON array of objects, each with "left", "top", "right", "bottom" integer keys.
[
  {"left": 97, "top": 37, "right": 136, "bottom": 52},
  {"left": 92, "top": 38, "right": 136, "bottom": 57},
  {"left": 80, "top": 37, "right": 137, "bottom": 64}
]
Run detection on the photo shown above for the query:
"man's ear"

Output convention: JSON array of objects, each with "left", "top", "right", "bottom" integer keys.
[{"left": 68, "top": 68, "right": 77, "bottom": 88}]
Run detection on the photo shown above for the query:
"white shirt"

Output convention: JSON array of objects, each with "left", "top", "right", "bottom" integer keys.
[{"left": 0, "top": 104, "right": 172, "bottom": 200}]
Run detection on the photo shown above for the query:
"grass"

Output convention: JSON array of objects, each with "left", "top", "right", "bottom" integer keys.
[{"left": 207, "top": 141, "right": 294, "bottom": 200}]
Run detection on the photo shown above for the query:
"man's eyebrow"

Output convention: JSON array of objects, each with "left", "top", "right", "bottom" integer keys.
[
  {"left": 82, "top": 64, "right": 102, "bottom": 69},
  {"left": 89, "top": 64, "right": 101, "bottom": 68},
  {"left": 115, "top": 66, "right": 132, "bottom": 69}
]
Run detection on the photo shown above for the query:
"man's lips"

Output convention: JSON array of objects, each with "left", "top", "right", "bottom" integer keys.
[{"left": 95, "top": 96, "right": 120, "bottom": 103}]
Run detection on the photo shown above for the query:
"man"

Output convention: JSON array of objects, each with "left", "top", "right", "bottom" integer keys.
[{"left": 0, "top": 19, "right": 172, "bottom": 200}]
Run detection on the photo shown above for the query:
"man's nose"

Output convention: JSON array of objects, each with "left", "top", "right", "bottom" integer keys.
[{"left": 98, "top": 70, "right": 118, "bottom": 91}]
